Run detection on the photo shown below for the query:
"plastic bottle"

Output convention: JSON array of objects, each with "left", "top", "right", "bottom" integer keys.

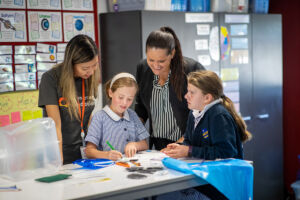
[{"left": 113, "top": 0, "right": 119, "bottom": 12}]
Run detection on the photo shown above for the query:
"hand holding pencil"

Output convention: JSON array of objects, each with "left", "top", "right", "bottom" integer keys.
[
  {"left": 107, "top": 150, "right": 122, "bottom": 161},
  {"left": 106, "top": 141, "right": 122, "bottom": 161}
]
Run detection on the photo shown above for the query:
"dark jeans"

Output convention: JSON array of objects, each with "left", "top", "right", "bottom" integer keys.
[{"left": 150, "top": 137, "right": 175, "bottom": 150}]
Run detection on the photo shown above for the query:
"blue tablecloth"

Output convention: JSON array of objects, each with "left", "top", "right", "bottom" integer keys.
[{"left": 162, "top": 158, "right": 253, "bottom": 200}]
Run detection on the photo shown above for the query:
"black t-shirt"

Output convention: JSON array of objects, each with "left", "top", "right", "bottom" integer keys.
[{"left": 38, "top": 66, "right": 95, "bottom": 164}]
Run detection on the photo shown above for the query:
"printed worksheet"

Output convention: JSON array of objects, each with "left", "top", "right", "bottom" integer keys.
[
  {"left": 63, "top": 13, "right": 94, "bottom": 42},
  {"left": 0, "top": 0, "right": 25, "bottom": 9},
  {"left": 28, "top": 11, "right": 62, "bottom": 42},
  {"left": 0, "top": 11, "right": 27, "bottom": 42},
  {"left": 27, "top": 0, "right": 61, "bottom": 10},
  {"left": 62, "top": 0, "right": 93, "bottom": 11}
]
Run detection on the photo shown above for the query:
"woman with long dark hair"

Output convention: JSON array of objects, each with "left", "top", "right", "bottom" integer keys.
[
  {"left": 39, "top": 34, "right": 100, "bottom": 164},
  {"left": 135, "top": 26, "right": 205, "bottom": 150}
]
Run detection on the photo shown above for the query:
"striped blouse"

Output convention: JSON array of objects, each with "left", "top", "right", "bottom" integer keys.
[
  {"left": 85, "top": 105, "right": 149, "bottom": 153},
  {"left": 150, "top": 74, "right": 181, "bottom": 141}
]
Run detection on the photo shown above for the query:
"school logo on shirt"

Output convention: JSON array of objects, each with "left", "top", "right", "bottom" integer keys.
[
  {"left": 58, "top": 97, "right": 68, "bottom": 107},
  {"left": 201, "top": 128, "right": 209, "bottom": 139}
]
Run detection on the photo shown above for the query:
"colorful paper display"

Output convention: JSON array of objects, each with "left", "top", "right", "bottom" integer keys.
[{"left": 0, "top": 91, "right": 42, "bottom": 127}]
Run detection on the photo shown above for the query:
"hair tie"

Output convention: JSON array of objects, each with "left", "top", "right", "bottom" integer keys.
[
  {"left": 110, "top": 73, "right": 136, "bottom": 89},
  {"left": 220, "top": 94, "right": 226, "bottom": 98}
]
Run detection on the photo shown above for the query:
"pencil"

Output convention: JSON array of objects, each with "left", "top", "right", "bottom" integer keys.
[{"left": 106, "top": 141, "right": 115, "bottom": 150}]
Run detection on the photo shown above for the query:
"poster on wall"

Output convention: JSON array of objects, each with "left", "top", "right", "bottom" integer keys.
[
  {"left": 28, "top": 11, "right": 62, "bottom": 42},
  {"left": 63, "top": 13, "right": 95, "bottom": 42},
  {"left": 0, "top": 0, "right": 25, "bottom": 9},
  {"left": 27, "top": 0, "right": 61, "bottom": 10},
  {"left": 0, "top": 11, "right": 27, "bottom": 42},
  {"left": 62, "top": 0, "right": 93, "bottom": 11},
  {"left": 0, "top": 91, "right": 42, "bottom": 127},
  {"left": 220, "top": 26, "right": 230, "bottom": 60}
]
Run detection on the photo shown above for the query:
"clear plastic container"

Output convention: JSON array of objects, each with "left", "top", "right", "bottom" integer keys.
[{"left": 0, "top": 118, "right": 61, "bottom": 181}]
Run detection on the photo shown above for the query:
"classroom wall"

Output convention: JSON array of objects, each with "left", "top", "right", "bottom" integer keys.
[{"left": 269, "top": 0, "right": 300, "bottom": 194}]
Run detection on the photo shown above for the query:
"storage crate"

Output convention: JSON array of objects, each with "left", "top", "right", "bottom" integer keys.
[{"left": 0, "top": 118, "right": 61, "bottom": 180}]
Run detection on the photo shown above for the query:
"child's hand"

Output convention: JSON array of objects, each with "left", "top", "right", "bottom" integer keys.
[
  {"left": 124, "top": 142, "right": 138, "bottom": 157},
  {"left": 161, "top": 143, "right": 179, "bottom": 153},
  {"left": 107, "top": 150, "right": 122, "bottom": 161},
  {"left": 163, "top": 144, "right": 189, "bottom": 158}
]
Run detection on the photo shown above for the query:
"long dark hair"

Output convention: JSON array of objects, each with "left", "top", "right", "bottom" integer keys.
[
  {"left": 58, "top": 34, "right": 100, "bottom": 120},
  {"left": 146, "top": 26, "right": 185, "bottom": 101},
  {"left": 187, "top": 71, "right": 252, "bottom": 142}
]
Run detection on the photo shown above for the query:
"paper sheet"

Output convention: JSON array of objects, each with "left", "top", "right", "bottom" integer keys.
[
  {"left": 231, "top": 38, "right": 248, "bottom": 49},
  {"left": 197, "top": 55, "right": 211, "bottom": 66},
  {"left": 62, "top": 0, "right": 93, "bottom": 11},
  {"left": 225, "top": 14, "right": 250, "bottom": 23},
  {"left": 0, "top": 46, "right": 12, "bottom": 55},
  {"left": 231, "top": 50, "right": 249, "bottom": 64},
  {"left": 196, "top": 24, "right": 210, "bottom": 35},
  {"left": 230, "top": 24, "right": 248, "bottom": 36},
  {"left": 0, "top": 0, "right": 25, "bottom": 8},
  {"left": 0, "top": 11, "right": 27, "bottom": 42},
  {"left": 185, "top": 13, "right": 213, "bottom": 23},
  {"left": 27, "top": 0, "right": 61, "bottom": 10},
  {"left": 15, "top": 45, "right": 36, "bottom": 54},
  {"left": 209, "top": 26, "right": 220, "bottom": 61},
  {"left": 28, "top": 11, "right": 62, "bottom": 42},
  {"left": 63, "top": 13, "right": 95, "bottom": 42},
  {"left": 195, "top": 39, "right": 208, "bottom": 50}
]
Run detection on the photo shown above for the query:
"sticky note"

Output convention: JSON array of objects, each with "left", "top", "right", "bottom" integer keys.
[
  {"left": 11, "top": 112, "right": 21, "bottom": 123},
  {"left": 22, "top": 110, "right": 33, "bottom": 121},
  {"left": 33, "top": 110, "right": 43, "bottom": 119},
  {"left": 221, "top": 68, "right": 239, "bottom": 81},
  {"left": 0, "top": 115, "right": 10, "bottom": 127}
]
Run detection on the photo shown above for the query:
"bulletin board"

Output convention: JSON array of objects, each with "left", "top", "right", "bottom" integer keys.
[
  {"left": 0, "top": 90, "right": 42, "bottom": 126},
  {"left": 0, "top": 0, "right": 99, "bottom": 127}
]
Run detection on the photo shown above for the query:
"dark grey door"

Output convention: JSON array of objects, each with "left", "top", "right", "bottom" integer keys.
[{"left": 251, "top": 14, "right": 283, "bottom": 200}]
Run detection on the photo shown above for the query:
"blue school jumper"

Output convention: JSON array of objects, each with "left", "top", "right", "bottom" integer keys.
[{"left": 183, "top": 103, "right": 243, "bottom": 160}]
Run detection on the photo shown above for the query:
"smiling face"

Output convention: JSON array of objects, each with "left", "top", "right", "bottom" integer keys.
[
  {"left": 146, "top": 47, "right": 174, "bottom": 77},
  {"left": 185, "top": 83, "right": 212, "bottom": 111},
  {"left": 74, "top": 56, "right": 98, "bottom": 79},
  {"left": 109, "top": 86, "right": 137, "bottom": 117}
]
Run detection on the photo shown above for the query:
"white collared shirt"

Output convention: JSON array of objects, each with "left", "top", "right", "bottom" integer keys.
[{"left": 85, "top": 105, "right": 149, "bottom": 153}]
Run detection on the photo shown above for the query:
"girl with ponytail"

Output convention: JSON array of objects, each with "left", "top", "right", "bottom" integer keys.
[{"left": 162, "top": 70, "right": 252, "bottom": 200}]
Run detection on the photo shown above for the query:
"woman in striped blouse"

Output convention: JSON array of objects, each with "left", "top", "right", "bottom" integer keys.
[{"left": 135, "top": 26, "right": 205, "bottom": 150}]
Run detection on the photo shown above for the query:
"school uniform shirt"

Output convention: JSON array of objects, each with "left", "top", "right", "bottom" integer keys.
[
  {"left": 38, "top": 66, "right": 95, "bottom": 164},
  {"left": 85, "top": 105, "right": 149, "bottom": 153},
  {"left": 183, "top": 103, "right": 243, "bottom": 160}
]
